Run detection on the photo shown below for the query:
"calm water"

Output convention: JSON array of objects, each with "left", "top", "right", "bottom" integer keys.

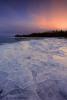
[{"left": 0, "top": 37, "right": 67, "bottom": 100}]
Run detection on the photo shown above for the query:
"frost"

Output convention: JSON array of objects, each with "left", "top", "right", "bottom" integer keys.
[{"left": 0, "top": 38, "right": 67, "bottom": 100}]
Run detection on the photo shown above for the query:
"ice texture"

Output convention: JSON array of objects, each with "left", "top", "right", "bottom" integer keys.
[{"left": 0, "top": 38, "right": 67, "bottom": 100}]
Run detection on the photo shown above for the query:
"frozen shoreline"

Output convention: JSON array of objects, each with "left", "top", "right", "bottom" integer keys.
[{"left": 0, "top": 38, "right": 67, "bottom": 100}]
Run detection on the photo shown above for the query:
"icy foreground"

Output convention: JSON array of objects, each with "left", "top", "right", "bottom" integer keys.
[{"left": 0, "top": 38, "right": 67, "bottom": 100}]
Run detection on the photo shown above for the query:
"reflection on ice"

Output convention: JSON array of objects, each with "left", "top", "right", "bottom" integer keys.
[
  {"left": 59, "top": 47, "right": 67, "bottom": 53},
  {"left": 53, "top": 46, "right": 67, "bottom": 66},
  {"left": 53, "top": 55, "right": 67, "bottom": 66},
  {"left": 0, "top": 38, "right": 67, "bottom": 100},
  {"left": 59, "top": 47, "right": 67, "bottom": 56}
]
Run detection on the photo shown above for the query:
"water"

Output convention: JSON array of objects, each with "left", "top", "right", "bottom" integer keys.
[
  {"left": 0, "top": 36, "right": 20, "bottom": 44},
  {"left": 0, "top": 37, "right": 67, "bottom": 100}
]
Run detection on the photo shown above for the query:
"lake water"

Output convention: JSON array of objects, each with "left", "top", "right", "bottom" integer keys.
[{"left": 0, "top": 37, "right": 67, "bottom": 100}]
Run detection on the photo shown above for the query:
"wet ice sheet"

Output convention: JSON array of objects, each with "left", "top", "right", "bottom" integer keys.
[{"left": 0, "top": 38, "right": 67, "bottom": 100}]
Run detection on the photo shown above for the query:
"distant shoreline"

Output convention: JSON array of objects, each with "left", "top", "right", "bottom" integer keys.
[{"left": 15, "top": 31, "right": 67, "bottom": 38}]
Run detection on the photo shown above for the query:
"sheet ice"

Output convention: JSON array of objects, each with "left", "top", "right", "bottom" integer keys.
[{"left": 0, "top": 38, "right": 67, "bottom": 100}]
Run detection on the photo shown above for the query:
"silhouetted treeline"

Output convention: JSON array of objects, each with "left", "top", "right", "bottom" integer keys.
[{"left": 15, "top": 30, "right": 67, "bottom": 38}]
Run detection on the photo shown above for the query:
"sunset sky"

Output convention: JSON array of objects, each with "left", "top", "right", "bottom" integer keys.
[{"left": 0, "top": 0, "right": 67, "bottom": 36}]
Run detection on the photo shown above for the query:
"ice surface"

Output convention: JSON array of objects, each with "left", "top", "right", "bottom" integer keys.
[{"left": 0, "top": 38, "right": 67, "bottom": 100}]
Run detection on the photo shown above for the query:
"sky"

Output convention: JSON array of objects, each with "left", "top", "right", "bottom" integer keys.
[{"left": 0, "top": 0, "right": 67, "bottom": 36}]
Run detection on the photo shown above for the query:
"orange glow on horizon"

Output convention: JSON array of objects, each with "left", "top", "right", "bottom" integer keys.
[
  {"left": 31, "top": 12, "right": 67, "bottom": 30},
  {"left": 30, "top": 1, "right": 67, "bottom": 31}
]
